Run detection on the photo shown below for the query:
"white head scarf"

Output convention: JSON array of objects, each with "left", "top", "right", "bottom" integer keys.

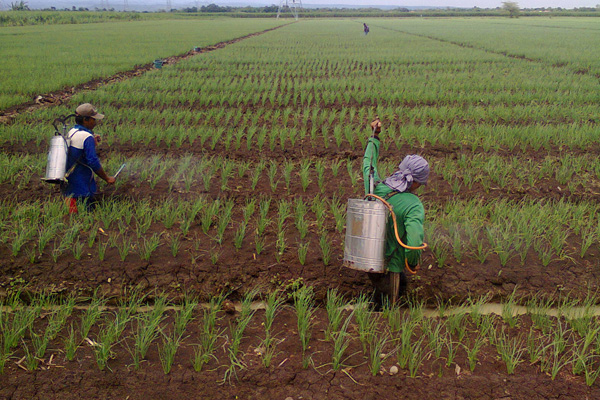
[{"left": 384, "top": 155, "right": 430, "bottom": 193}]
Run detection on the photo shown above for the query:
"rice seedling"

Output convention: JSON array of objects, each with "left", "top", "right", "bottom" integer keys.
[
  {"left": 330, "top": 197, "right": 346, "bottom": 233},
  {"left": 228, "top": 288, "right": 258, "bottom": 362},
  {"left": 22, "top": 341, "right": 39, "bottom": 371},
  {"left": 297, "top": 241, "right": 309, "bottom": 265},
  {"left": 261, "top": 290, "right": 285, "bottom": 368},
  {"left": 201, "top": 201, "right": 220, "bottom": 234},
  {"left": 407, "top": 338, "right": 428, "bottom": 378},
  {"left": 495, "top": 328, "right": 526, "bottom": 375},
  {"left": 193, "top": 294, "right": 224, "bottom": 372},
  {"left": 293, "top": 284, "right": 316, "bottom": 368},
  {"left": 368, "top": 328, "right": 393, "bottom": 376},
  {"left": 299, "top": 160, "right": 312, "bottom": 192},
  {"left": 501, "top": 287, "right": 520, "bottom": 328},
  {"left": 282, "top": 159, "right": 294, "bottom": 191},
  {"left": 64, "top": 322, "right": 79, "bottom": 361},
  {"left": 444, "top": 334, "right": 459, "bottom": 368},
  {"left": 138, "top": 233, "right": 161, "bottom": 261},
  {"left": 158, "top": 331, "right": 182, "bottom": 375},
  {"left": 397, "top": 316, "right": 418, "bottom": 369},
  {"left": 233, "top": 222, "right": 247, "bottom": 250},
  {"left": 80, "top": 290, "right": 106, "bottom": 339},
  {"left": 571, "top": 324, "right": 600, "bottom": 376},
  {"left": 93, "top": 324, "right": 118, "bottom": 371},
  {"left": 131, "top": 295, "right": 167, "bottom": 369},
  {"left": 169, "top": 234, "right": 181, "bottom": 257},
  {"left": 446, "top": 309, "right": 468, "bottom": 342},
  {"left": 468, "top": 294, "right": 490, "bottom": 327},
  {"left": 540, "top": 341, "right": 572, "bottom": 380},
  {"left": 116, "top": 235, "right": 132, "bottom": 262},
  {"left": 173, "top": 296, "right": 197, "bottom": 339},
  {"left": 354, "top": 294, "right": 378, "bottom": 353},
  {"left": 422, "top": 318, "right": 445, "bottom": 358},
  {"left": 464, "top": 335, "right": 486, "bottom": 372},
  {"left": 318, "top": 232, "right": 332, "bottom": 266},
  {"left": 526, "top": 295, "right": 554, "bottom": 334},
  {"left": 325, "top": 288, "right": 346, "bottom": 341},
  {"left": 331, "top": 311, "right": 355, "bottom": 371}
]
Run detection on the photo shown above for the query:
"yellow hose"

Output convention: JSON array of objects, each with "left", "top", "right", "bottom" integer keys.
[{"left": 364, "top": 193, "right": 427, "bottom": 275}]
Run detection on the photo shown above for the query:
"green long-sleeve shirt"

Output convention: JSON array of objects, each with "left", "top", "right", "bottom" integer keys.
[{"left": 362, "top": 137, "right": 425, "bottom": 273}]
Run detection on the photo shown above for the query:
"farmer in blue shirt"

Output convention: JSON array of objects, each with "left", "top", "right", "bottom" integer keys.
[{"left": 63, "top": 103, "right": 115, "bottom": 213}]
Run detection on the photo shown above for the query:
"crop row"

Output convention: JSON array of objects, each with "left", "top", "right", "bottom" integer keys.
[
  {"left": 5, "top": 152, "right": 600, "bottom": 202},
  {"left": 1, "top": 286, "right": 600, "bottom": 384},
  {"left": 1, "top": 192, "right": 599, "bottom": 272}
]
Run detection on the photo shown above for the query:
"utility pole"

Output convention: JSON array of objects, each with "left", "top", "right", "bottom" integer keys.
[{"left": 277, "top": 0, "right": 302, "bottom": 20}]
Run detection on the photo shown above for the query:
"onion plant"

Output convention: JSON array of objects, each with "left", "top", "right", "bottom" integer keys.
[{"left": 293, "top": 285, "right": 316, "bottom": 368}]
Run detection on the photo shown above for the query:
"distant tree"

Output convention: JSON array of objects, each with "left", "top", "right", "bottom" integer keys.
[
  {"left": 10, "top": 0, "right": 29, "bottom": 10},
  {"left": 502, "top": 1, "right": 520, "bottom": 17},
  {"left": 263, "top": 5, "right": 278, "bottom": 12}
]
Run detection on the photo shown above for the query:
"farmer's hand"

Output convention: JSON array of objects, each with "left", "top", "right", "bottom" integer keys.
[
  {"left": 94, "top": 135, "right": 102, "bottom": 146},
  {"left": 106, "top": 176, "right": 116, "bottom": 184},
  {"left": 370, "top": 118, "right": 382, "bottom": 135}
]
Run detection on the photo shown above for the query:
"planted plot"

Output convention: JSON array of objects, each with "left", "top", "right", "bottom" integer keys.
[
  {"left": 1, "top": 288, "right": 600, "bottom": 397},
  {"left": 0, "top": 18, "right": 284, "bottom": 109}
]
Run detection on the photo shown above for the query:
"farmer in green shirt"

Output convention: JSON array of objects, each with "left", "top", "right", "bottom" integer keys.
[{"left": 362, "top": 118, "right": 429, "bottom": 305}]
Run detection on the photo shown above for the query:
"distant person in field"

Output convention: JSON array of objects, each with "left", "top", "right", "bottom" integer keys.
[
  {"left": 362, "top": 117, "right": 428, "bottom": 306},
  {"left": 63, "top": 103, "right": 115, "bottom": 213},
  {"left": 363, "top": 23, "right": 370, "bottom": 35}
]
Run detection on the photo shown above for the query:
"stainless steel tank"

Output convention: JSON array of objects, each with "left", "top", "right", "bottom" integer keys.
[
  {"left": 43, "top": 135, "right": 68, "bottom": 183},
  {"left": 344, "top": 198, "right": 388, "bottom": 273}
]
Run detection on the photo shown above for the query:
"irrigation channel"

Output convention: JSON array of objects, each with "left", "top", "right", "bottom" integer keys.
[{"left": 2, "top": 301, "right": 597, "bottom": 317}]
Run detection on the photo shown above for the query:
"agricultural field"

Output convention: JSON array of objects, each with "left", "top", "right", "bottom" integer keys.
[{"left": 1, "top": 16, "right": 600, "bottom": 398}]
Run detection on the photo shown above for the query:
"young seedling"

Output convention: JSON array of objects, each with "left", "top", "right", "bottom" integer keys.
[
  {"left": 331, "top": 310, "right": 355, "bottom": 371},
  {"left": 325, "top": 288, "right": 346, "bottom": 341},
  {"left": 261, "top": 290, "right": 285, "bottom": 368},
  {"left": 293, "top": 285, "right": 316, "bottom": 368},
  {"left": 193, "top": 294, "right": 224, "bottom": 372}
]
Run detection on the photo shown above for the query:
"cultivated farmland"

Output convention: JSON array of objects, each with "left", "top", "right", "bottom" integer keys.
[{"left": 1, "top": 16, "right": 600, "bottom": 398}]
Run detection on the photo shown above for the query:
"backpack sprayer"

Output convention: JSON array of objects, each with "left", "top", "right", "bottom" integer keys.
[
  {"left": 343, "top": 123, "right": 428, "bottom": 275},
  {"left": 343, "top": 124, "right": 388, "bottom": 274},
  {"left": 43, "top": 115, "right": 126, "bottom": 185},
  {"left": 43, "top": 114, "right": 75, "bottom": 184}
]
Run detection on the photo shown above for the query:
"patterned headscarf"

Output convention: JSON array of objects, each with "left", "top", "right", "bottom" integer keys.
[{"left": 384, "top": 155, "right": 430, "bottom": 193}]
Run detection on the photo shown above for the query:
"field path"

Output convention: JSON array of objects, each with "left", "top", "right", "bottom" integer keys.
[{"left": 0, "top": 22, "right": 292, "bottom": 123}]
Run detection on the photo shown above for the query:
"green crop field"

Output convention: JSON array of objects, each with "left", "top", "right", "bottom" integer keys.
[
  {"left": 0, "top": 18, "right": 285, "bottom": 109},
  {"left": 2, "top": 16, "right": 600, "bottom": 395}
]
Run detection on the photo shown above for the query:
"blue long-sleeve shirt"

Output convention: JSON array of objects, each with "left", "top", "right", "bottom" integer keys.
[{"left": 63, "top": 124, "right": 102, "bottom": 198}]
